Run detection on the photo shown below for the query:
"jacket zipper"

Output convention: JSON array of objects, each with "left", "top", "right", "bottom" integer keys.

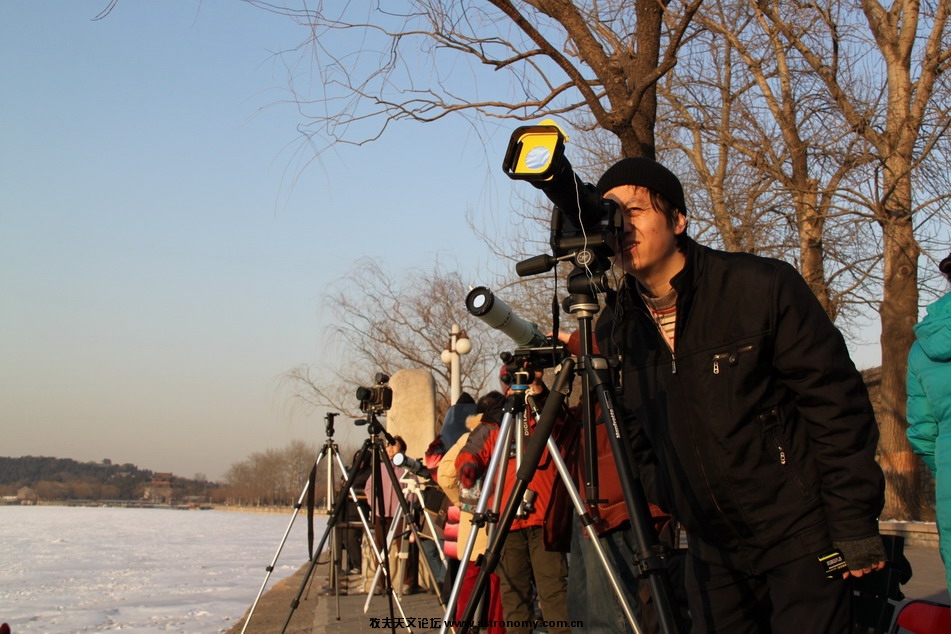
[
  {"left": 639, "top": 296, "right": 732, "bottom": 532},
  {"left": 712, "top": 345, "right": 753, "bottom": 374}
]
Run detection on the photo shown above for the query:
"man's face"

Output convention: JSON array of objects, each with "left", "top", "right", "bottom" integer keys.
[{"left": 604, "top": 185, "right": 686, "bottom": 288}]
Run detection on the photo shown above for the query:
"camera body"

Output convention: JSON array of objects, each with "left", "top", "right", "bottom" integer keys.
[{"left": 355, "top": 372, "right": 393, "bottom": 413}]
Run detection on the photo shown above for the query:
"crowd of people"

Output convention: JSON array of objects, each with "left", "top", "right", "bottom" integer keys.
[{"left": 331, "top": 157, "right": 948, "bottom": 634}]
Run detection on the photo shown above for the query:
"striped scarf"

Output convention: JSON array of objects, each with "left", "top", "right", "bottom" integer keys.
[{"left": 640, "top": 285, "right": 678, "bottom": 352}]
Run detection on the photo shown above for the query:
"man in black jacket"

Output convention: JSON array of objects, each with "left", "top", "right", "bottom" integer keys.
[{"left": 594, "top": 157, "right": 887, "bottom": 633}]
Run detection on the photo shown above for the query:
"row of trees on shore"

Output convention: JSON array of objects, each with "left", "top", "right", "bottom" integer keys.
[
  {"left": 1, "top": 445, "right": 352, "bottom": 509},
  {"left": 220, "top": 440, "right": 361, "bottom": 507}
]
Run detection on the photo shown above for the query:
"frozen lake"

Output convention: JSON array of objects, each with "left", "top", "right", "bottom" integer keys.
[{"left": 0, "top": 505, "right": 326, "bottom": 633}]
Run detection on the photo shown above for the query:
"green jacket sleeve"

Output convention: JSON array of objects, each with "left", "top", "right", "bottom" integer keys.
[{"left": 906, "top": 345, "right": 939, "bottom": 474}]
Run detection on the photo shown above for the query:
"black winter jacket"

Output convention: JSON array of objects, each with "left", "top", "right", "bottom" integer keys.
[{"left": 596, "top": 238, "right": 885, "bottom": 573}]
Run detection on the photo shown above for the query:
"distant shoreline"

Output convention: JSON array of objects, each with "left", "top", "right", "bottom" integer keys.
[
  {"left": 3, "top": 500, "right": 297, "bottom": 514},
  {"left": 210, "top": 503, "right": 296, "bottom": 514}
]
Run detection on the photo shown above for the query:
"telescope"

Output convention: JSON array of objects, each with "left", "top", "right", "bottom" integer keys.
[
  {"left": 501, "top": 121, "right": 621, "bottom": 275},
  {"left": 393, "top": 453, "right": 430, "bottom": 478},
  {"left": 465, "top": 286, "right": 550, "bottom": 349}
]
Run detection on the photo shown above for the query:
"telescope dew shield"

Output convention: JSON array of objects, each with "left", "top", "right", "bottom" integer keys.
[
  {"left": 393, "top": 452, "right": 429, "bottom": 477},
  {"left": 466, "top": 286, "right": 549, "bottom": 348},
  {"left": 502, "top": 124, "right": 567, "bottom": 182}
]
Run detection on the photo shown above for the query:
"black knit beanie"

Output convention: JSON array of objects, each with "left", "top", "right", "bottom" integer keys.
[
  {"left": 596, "top": 157, "right": 687, "bottom": 216},
  {"left": 940, "top": 251, "right": 951, "bottom": 283},
  {"left": 476, "top": 390, "right": 506, "bottom": 424}
]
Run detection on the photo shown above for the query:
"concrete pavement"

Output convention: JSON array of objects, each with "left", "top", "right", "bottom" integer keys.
[{"left": 228, "top": 541, "right": 949, "bottom": 633}]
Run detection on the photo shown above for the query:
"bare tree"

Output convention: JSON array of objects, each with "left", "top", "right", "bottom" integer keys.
[
  {"left": 745, "top": 0, "right": 951, "bottom": 522},
  {"left": 279, "top": 258, "right": 513, "bottom": 422},
  {"left": 656, "top": 0, "right": 951, "bottom": 519},
  {"left": 660, "top": 1, "right": 890, "bottom": 325},
  {"left": 241, "top": 1, "right": 950, "bottom": 520},
  {"left": 243, "top": 0, "right": 701, "bottom": 158},
  {"left": 222, "top": 440, "right": 323, "bottom": 506}
]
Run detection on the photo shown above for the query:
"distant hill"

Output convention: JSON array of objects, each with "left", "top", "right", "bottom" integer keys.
[
  {"left": 0, "top": 456, "right": 150, "bottom": 484},
  {"left": 0, "top": 455, "right": 215, "bottom": 502}
]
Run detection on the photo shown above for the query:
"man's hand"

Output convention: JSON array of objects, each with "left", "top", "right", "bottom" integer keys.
[
  {"left": 834, "top": 535, "right": 888, "bottom": 579},
  {"left": 843, "top": 560, "right": 886, "bottom": 579}
]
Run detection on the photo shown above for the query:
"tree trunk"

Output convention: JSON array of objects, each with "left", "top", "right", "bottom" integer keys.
[
  {"left": 797, "top": 187, "right": 832, "bottom": 318},
  {"left": 877, "top": 210, "right": 921, "bottom": 520}
]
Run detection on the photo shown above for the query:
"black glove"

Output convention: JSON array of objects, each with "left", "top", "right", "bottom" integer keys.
[{"left": 833, "top": 535, "right": 888, "bottom": 572}]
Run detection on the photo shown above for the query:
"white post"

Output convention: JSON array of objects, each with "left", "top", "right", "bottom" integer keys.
[{"left": 441, "top": 323, "right": 470, "bottom": 405}]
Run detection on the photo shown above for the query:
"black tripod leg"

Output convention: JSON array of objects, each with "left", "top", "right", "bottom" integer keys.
[
  {"left": 439, "top": 409, "right": 517, "bottom": 633},
  {"left": 585, "top": 355, "right": 686, "bottom": 634}
]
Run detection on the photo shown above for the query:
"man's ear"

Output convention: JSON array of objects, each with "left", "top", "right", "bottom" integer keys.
[{"left": 673, "top": 211, "right": 687, "bottom": 235}]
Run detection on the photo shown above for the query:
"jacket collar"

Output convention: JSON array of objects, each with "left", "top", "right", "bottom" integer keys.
[
  {"left": 620, "top": 236, "right": 702, "bottom": 306},
  {"left": 670, "top": 236, "right": 701, "bottom": 298}
]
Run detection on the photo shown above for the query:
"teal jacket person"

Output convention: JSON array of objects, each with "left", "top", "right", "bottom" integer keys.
[{"left": 906, "top": 252, "right": 951, "bottom": 591}]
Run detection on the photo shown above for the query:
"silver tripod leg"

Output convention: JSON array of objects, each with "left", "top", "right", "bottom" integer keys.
[
  {"left": 364, "top": 501, "right": 405, "bottom": 612},
  {"left": 396, "top": 473, "right": 450, "bottom": 591},
  {"left": 439, "top": 409, "right": 516, "bottom": 634},
  {"left": 438, "top": 402, "right": 645, "bottom": 634},
  {"left": 544, "top": 434, "right": 643, "bottom": 634},
  {"left": 362, "top": 447, "right": 464, "bottom": 634},
  {"left": 241, "top": 448, "right": 327, "bottom": 634},
  {"left": 414, "top": 478, "right": 449, "bottom": 569},
  {"left": 363, "top": 464, "right": 453, "bottom": 626},
  {"left": 362, "top": 513, "right": 416, "bottom": 634}
]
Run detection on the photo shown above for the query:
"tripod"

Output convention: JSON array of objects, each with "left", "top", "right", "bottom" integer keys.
[
  {"left": 439, "top": 387, "right": 522, "bottom": 630},
  {"left": 455, "top": 276, "right": 686, "bottom": 634},
  {"left": 440, "top": 368, "right": 641, "bottom": 633},
  {"left": 280, "top": 410, "right": 447, "bottom": 634},
  {"left": 363, "top": 466, "right": 448, "bottom": 611},
  {"left": 240, "top": 412, "right": 368, "bottom": 632}
]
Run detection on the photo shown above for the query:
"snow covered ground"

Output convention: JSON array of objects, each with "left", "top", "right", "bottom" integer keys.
[{"left": 0, "top": 505, "right": 326, "bottom": 633}]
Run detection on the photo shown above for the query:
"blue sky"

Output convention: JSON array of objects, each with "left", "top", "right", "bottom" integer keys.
[
  {"left": 1, "top": 2, "right": 887, "bottom": 483},
  {"left": 0, "top": 1, "right": 517, "bottom": 480}
]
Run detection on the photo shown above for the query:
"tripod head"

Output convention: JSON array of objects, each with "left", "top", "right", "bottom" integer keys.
[
  {"left": 354, "top": 412, "right": 395, "bottom": 445},
  {"left": 324, "top": 411, "right": 339, "bottom": 437}
]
